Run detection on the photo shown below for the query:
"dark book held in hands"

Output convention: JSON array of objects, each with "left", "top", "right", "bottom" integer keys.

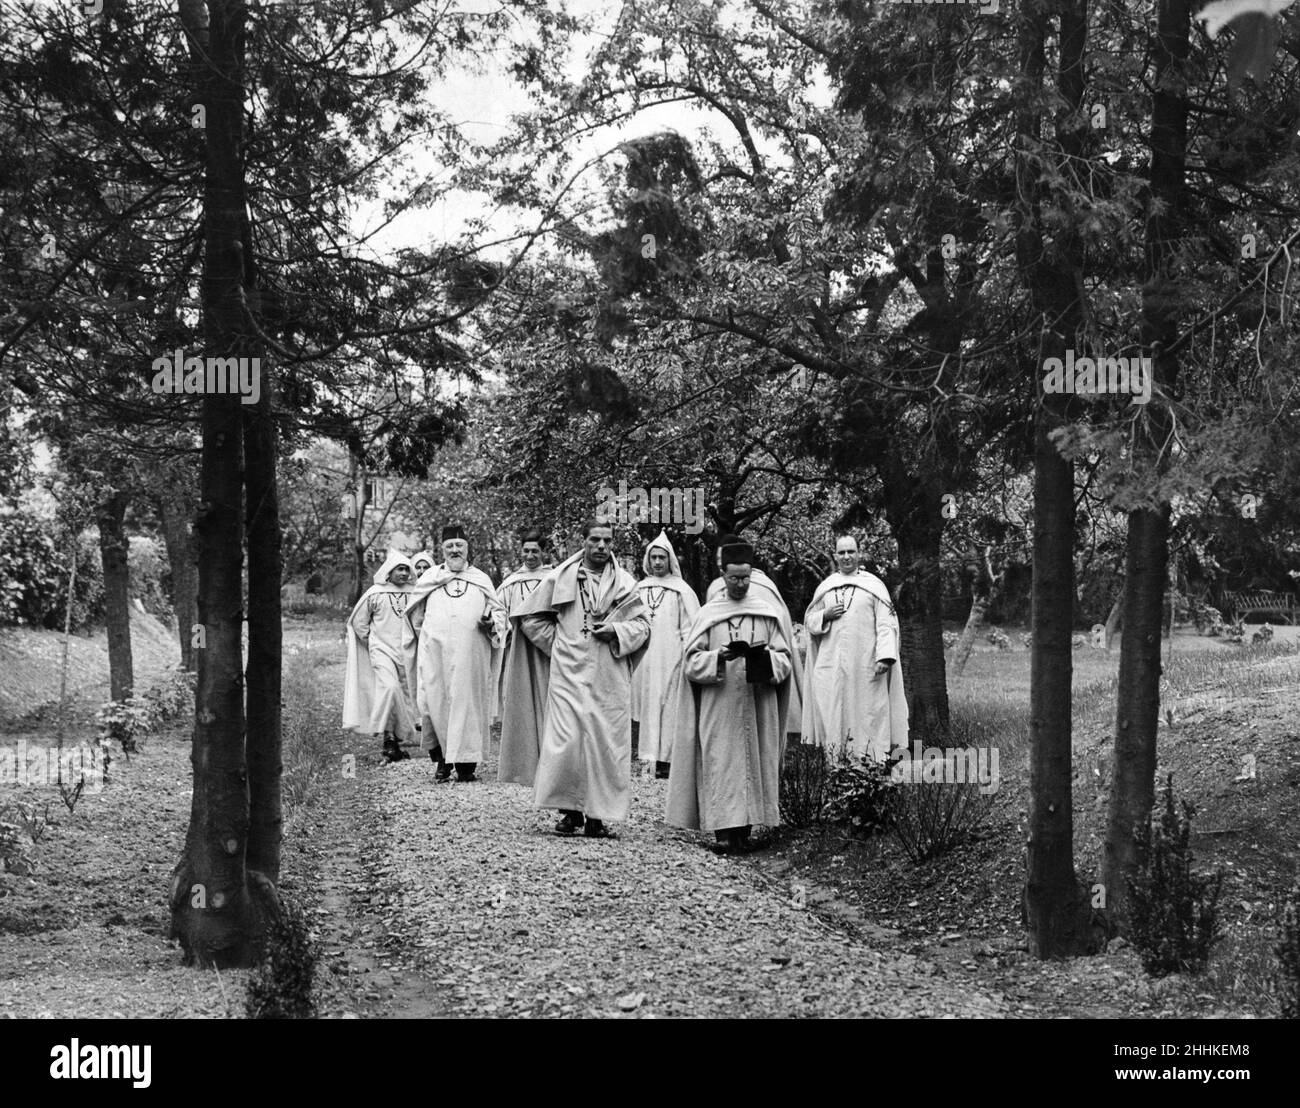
[{"left": 744, "top": 643, "right": 773, "bottom": 684}]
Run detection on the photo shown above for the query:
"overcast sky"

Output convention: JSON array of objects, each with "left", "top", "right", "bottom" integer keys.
[{"left": 353, "top": 0, "right": 827, "bottom": 263}]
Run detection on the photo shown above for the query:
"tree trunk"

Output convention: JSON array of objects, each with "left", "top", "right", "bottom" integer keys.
[
  {"left": 159, "top": 480, "right": 198, "bottom": 671},
  {"left": 244, "top": 379, "right": 282, "bottom": 885},
  {"left": 1104, "top": 594, "right": 1122, "bottom": 651},
  {"left": 1104, "top": 509, "right": 1169, "bottom": 926},
  {"left": 352, "top": 458, "right": 371, "bottom": 604},
  {"left": 1103, "top": 0, "right": 1189, "bottom": 933},
  {"left": 1017, "top": 0, "right": 1097, "bottom": 957},
  {"left": 949, "top": 591, "right": 990, "bottom": 679},
  {"left": 96, "top": 491, "right": 133, "bottom": 702},
  {"left": 881, "top": 474, "right": 950, "bottom": 734},
  {"left": 170, "top": 0, "right": 274, "bottom": 967}
]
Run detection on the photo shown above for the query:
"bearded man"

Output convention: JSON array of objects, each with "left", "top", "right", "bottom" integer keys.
[
  {"left": 518, "top": 520, "right": 650, "bottom": 838},
  {"left": 343, "top": 552, "right": 417, "bottom": 763},
  {"left": 497, "top": 529, "right": 554, "bottom": 785},
  {"left": 665, "top": 540, "right": 793, "bottom": 854},
  {"left": 630, "top": 530, "right": 699, "bottom": 779},
  {"left": 406, "top": 525, "right": 507, "bottom": 782},
  {"left": 802, "top": 533, "right": 908, "bottom": 762}
]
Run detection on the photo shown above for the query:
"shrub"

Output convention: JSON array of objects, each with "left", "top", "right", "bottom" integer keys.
[
  {"left": 1277, "top": 890, "right": 1300, "bottom": 1018},
  {"left": 41, "top": 532, "right": 105, "bottom": 632},
  {"left": 0, "top": 508, "right": 63, "bottom": 626},
  {"left": 1127, "top": 774, "right": 1224, "bottom": 977},
  {"left": 985, "top": 626, "right": 1010, "bottom": 650},
  {"left": 245, "top": 899, "right": 319, "bottom": 1019},
  {"left": 1190, "top": 598, "right": 1222, "bottom": 633},
  {"left": 889, "top": 772, "right": 993, "bottom": 863},
  {"left": 94, "top": 669, "right": 196, "bottom": 757},
  {"left": 822, "top": 752, "right": 896, "bottom": 836},
  {"left": 888, "top": 709, "right": 996, "bottom": 863},
  {"left": 1250, "top": 623, "right": 1274, "bottom": 646},
  {"left": 147, "top": 667, "right": 196, "bottom": 724},
  {"left": 95, "top": 697, "right": 152, "bottom": 757},
  {"left": 0, "top": 800, "right": 49, "bottom": 875},
  {"left": 779, "top": 741, "right": 832, "bottom": 828}
]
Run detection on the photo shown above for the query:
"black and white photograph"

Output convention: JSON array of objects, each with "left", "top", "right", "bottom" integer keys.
[{"left": 0, "top": 0, "right": 1293, "bottom": 1062}]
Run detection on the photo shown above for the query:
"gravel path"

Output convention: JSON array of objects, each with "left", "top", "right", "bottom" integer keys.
[
  {"left": 317, "top": 736, "right": 1010, "bottom": 1019},
  {"left": 3, "top": 616, "right": 1010, "bottom": 1019}
]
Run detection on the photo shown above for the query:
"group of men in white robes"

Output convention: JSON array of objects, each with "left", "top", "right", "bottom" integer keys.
[
  {"left": 344, "top": 525, "right": 507, "bottom": 780},
  {"left": 344, "top": 520, "right": 909, "bottom": 853}
]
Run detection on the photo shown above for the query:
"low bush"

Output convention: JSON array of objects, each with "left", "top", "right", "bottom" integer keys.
[
  {"left": 779, "top": 741, "right": 831, "bottom": 829},
  {"left": 887, "top": 709, "right": 997, "bottom": 863},
  {"left": 245, "top": 899, "right": 319, "bottom": 1019},
  {"left": 95, "top": 668, "right": 196, "bottom": 756},
  {"left": 1127, "top": 774, "right": 1224, "bottom": 977},
  {"left": 822, "top": 754, "right": 895, "bottom": 837}
]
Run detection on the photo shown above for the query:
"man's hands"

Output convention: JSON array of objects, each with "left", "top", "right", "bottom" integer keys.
[
  {"left": 592, "top": 622, "right": 616, "bottom": 643},
  {"left": 874, "top": 659, "right": 894, "bottom": 676},
  {"left": 823, "top": 601, "right": 846, "bottom": 623},
  {"left": 720, "top": 639, "right": 749, "bottom": 661}
]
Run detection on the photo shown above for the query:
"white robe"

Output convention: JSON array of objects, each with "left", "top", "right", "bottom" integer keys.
[
  {"left": 630, "top": 534, "right": 699, "bottom": 762},
  {"left": 496, "top": 566, "right": 552, "bottom": 785},
  {"left": 519, "top": 553, "right": 650, "bottom": 821},
  {"left": 706, "top": 567, "right": 802, "bottom": 735},
  {"left": 664, "top": 591, "right": 792, "bottom": 831},
  {"left": 492, "top": 566, "right": 549, "bottom": 723},
  {"left": 801, "top": 571, "right": 909, "bottom": 762},
  {"left": 406, "top": 565, "right": 507, "bottom": 764},
  {"left": 342, "top": 554, "right": 417, "bottom": 742}
]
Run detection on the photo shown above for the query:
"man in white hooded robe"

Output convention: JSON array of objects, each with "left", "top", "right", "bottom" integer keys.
[
  {"left": 343, "top": 552, "right": 417, "bottom": 762},
  {"left": 630, "top": 530, "right": 699, "bottom": 778}
]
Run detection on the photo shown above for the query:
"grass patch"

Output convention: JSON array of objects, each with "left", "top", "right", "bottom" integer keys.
[
  {"left": 1199, "top": 922, "right": 1282, "bottom": 1017},
  {"left": 282, "top": 652, "right": 338, "bottom": 823}
]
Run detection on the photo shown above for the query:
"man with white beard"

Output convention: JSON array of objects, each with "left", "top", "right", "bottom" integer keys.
[
  {"left": 518, "top": 520, "right": 650, "bottom": 838},
  {"left": 801, "top": 533, "right": 908, "bottom": 762},
  {"left": 496, "top": 529, "right": 554, "bottom": 785},
  {"left": 631, "top": 531, "right": 699, "bottom": 779},
  {"left": 406, "top": 525, "right": 507, "bottom": 782},
  {"left": 343, "top": 552, "right": 418, "bottom": 763}
]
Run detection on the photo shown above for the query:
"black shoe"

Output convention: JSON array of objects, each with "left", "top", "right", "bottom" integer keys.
[
  {"left": 655, "top": 761, "right": 670, "bottom": 779},
  {"left": 554, "top": 812, "right": 584, "bottom": 836},
  {"left": 454, "top": 762, "right": 477, "bottom": 782},
  {"left": 434, "top": 759, "right": 452, "bottom": 782},
  {"left": 583, "top": 819, "right": 616, "bottom": 840},
  {"left": 382, "top": 736, "right": 410, "bottom": 763}
]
